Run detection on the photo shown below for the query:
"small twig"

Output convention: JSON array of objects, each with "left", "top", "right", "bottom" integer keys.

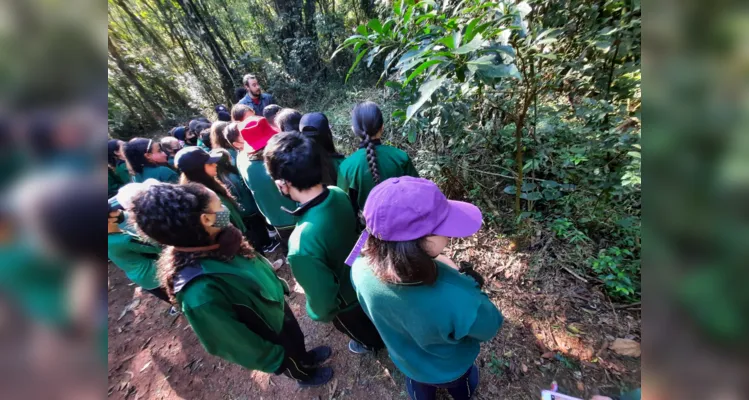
[
  {"left": 608, "top": 296, "right": 619, "bottom": 325},
  {"left": 613, "top": 301, "right": 641, "bottom": 309},
  {"left": 561, "top": 266, "right": 588, "bottom": 283}
]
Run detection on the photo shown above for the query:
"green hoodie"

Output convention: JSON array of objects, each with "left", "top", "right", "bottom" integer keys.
[
  {"left": 133, "top": 165, "right": 178, "bottom": 184},
  {"left": 352, "top": 259, "right": 502, "bottom": 384},
  {"left": 175, "top": 255, "right": 287, "bottom": 372},
  {"left": 107, "top": 232, "right": 161, "bottom": 290},
  {"left": 338, "top": 144, "right": 419, "bottom": 211},
  {"left": 236, "top": 151, "right": 297, "bottom": 227},
  {"left": 287, "top": 186, "right": 359, "bottom": 322}
]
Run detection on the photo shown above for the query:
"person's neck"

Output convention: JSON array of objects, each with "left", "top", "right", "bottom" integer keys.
[
  {"left": 294, "top": 184, "right": 324, "bottom": 204},
  {"left": 250, "top": 91, "right": 260, "bottom": 99},
  {"left": 108, "top": 224, "right": 122, "bottom": 234}
]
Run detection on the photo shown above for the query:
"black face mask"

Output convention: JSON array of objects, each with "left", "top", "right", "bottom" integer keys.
[{"left": 185, "top": 136, "right": 198, "bottom": 146}]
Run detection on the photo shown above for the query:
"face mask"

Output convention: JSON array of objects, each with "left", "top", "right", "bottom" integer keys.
[{"left": 211, "top": 205, "right": 232, "bottom": 229}]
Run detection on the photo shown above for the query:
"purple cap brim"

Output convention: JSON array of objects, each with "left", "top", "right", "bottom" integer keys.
[
  {"left": 432, "top": 200, "right": 483, "bottom": 238},
  {"left": 345, "top": 230, "right": 370, "bottom": 266}
]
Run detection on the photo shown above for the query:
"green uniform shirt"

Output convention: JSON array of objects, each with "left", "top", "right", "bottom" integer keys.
[
  {"left": 287, "top": 187, "right": 359, "bottom": 322},
  {"left": 351, "top": 259, "right": 503, "bottom": 384},
  {"left": 115, "top": 161, "right": 130, "bottom": 184},
  {"left": 218, "top": 194, "right": 247, "bottom": 233},
  {"left": 176, "top": 255, "right": 286, "bottom": 373},
  {"left": 226, "top": 172, "right": 259, "bottom": 217},
  {"left": 133, "top": 165, "right": 179, "bottom": 184},
  {"left": 237, "top": 151, "right": 298, "bottom": 227},
  {"left": 338, "top": 144, "right": 419, "bottom": 210},
  {"left": 107, "top": 232, "right": 161, "bottom": 290},
  {"left": 108, "top": 168, "right": 122, "bottom": 198}
]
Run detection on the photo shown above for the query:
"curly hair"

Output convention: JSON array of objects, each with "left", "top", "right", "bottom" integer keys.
[
  {"left": 131, "top": 183, "right": 254, "bottom": 305},
  {"left": 210, "top": 121, "right": 232, "bottom": 150},
  {"left": 352, "top": 101, "right": 383, "bottom": 184}
]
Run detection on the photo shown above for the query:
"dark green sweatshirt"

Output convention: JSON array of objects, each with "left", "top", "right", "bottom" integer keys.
[
  {"left": 236, "top": 151, "right": 297, "bottom": 227},
  {"left": 287, "top": 186, "right": 359, "bottom": 322},
  {"left": 108, "top": 232, "right": 161, "bottom": 290},
  {"left": 175, "top": 255, "right": 287, "bottom": 372},
  {"left": 338, "top": 144, "right": 419, "bottom": 211},
  {"left": 133, "top": 165, "right": 179, "bottom": 184}
]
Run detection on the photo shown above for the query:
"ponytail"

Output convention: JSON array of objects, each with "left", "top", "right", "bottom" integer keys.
[{"left": 352, "top": 101, "right": 384, "bottom": 184}]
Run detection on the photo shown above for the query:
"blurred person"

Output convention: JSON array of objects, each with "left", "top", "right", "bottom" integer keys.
[
  {"left": 213, "top": 148, "right": 271, "bottom": 254},
  {"left": 107, "top": 139, "right": 129, "bottom": 197},
  {"left": 187, "top": 120, "right": 210, "bottom": 146},
  {"left": 236, "top": 117, "right": 297, "bottom": 250},
  {"left": 130, "top": 183, "right": 333, "bottom": 387},
  {"left": 160, "top": 136, "right": 182, "bottom": 167},
  {"left": 238, "top": 74, "right": 276, "bottom": 116},
  {"left": 274, "top": 108, "right": 302, "bottom": 132},
  {"left": 198, "top": 128, "right": 212, "bottom": 151},
  {"left": 169, "top": 125, "right": 188, "bottom": 145},
  {"left": 263, "top": 104, "right": 282, "bottom": 130},
  {"left": 215, "top": 105, "right": 231, "bottom": 122},
  {"left": 209, "top": 121, "right": 233, "bottom": 159},
  {"left": 231, "top": 103, "right": 255, "bottom": 123},
  {"left": 123, "top": 137, "right": 178, "bottom": 183},
  {"left": 223, "top": 122, "right": 244, "bottom": 163},
  {"left": 175, "top": 147, "right": 246, "bottom": 234},
  {"left": 234, "top": 87, "right": 248, "bottom": 103},
  {"left": 300, "top": 112, "right": 345, "bottom": 186},
  {"left": 264, "top": 132, "right": 384, "bottom": 354},
  {"left": 339, "top": 101, "right": 419, "bottom": 215},
  {"left": 347, "top": 177, "right": 502, "bottom": 400}
]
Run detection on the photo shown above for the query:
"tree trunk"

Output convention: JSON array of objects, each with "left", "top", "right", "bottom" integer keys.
[{"left": 108, "top": 37, "right": 163, "bottom": 122}]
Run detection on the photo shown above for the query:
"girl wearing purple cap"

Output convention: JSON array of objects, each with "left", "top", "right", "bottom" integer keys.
[{"left": 348, "top": 176, "right": 503, "bottom": 400}]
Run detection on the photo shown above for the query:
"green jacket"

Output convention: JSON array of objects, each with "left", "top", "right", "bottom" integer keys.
[
  {"left": 175, "top": 255, "right": 287, "bottom": 373},
  {"left": 338, "top": 144, "right": 419, "bottom": 211},
  {"left": 107, "top": 232, "right": 161, "bottom": 290},
  {"left": 115, "top": 161, "right": 130, "bottom": 184},
  {"left": 236, "top": 151, "right": 297, "bottom": 227},
  {"left": 225, "top": 172, "right": 259, "bottom": 217},
  {"left": 108, "top": 162, "right": 131, "bottom": 197},
  {"left": 351, "top": 259, "right": 503, "bottom": 384},
  {"left": 133, "top": 165, "right": 179, "bottom": 184},
  {"left": 218, "top": 194, "right": 247, "bottom": 233},
  {"left": 287, "top": 187, "right": 359, "bottom": 322}
]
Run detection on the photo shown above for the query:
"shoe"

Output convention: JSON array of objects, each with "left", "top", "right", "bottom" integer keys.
[
  {"left": 263, "top": 239, "right": 281, "bottom": 253},
  {"left": 168, "top": 306, "right": 180, "bottom": 316},
  {"left": 348, "top": 340, "right": 371, "bottom": 354},
  {"left": 297, "top": 366, "right": 334, "bottom": 388},
  {"left": 303, "top": 346, "right": 332, "bottom": 367}
]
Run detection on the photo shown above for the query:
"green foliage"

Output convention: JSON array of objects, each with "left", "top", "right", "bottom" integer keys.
[
  {"left": 487, "top": 352, "right": 510, "bottom": 376},
  {"left": 550, "top": 218, "right": 590, "bottom": 245},
  {"left": 589, "top": 247, "right": 639, "bottom": 301}
]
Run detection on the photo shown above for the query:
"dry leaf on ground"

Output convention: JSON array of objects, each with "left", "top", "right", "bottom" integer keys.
[{"left": 609, "top": 338, "right": 641, "bottom": 357}]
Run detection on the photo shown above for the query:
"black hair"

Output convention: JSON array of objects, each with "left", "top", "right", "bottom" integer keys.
[
  {"left": 301, "top": 113, "right": 340, "bottom": 156},
  {"left": 213, "top": 148, "right": 240, "bottom": 177},
  {"left": 179, "top": 160, "right": 239, "bottom": 209},
  {"left": 224, "top": 122, "right": 241, "bottom": 146},
  {"left": 108, "top": 139, "right": 124, "bottom": 169},
  {"left": 234, "top": 87, "right": 248, "bottom": 103},
  {"left": 275, "top": 108, "right": 302, "bottom": 132},
  {"left": 264, "top": 131, "right": 323, "bottom": 190},
  {"left": 209, "top": 121, "right": 232, "bottom": 150},
  {"left": 362, "top": 236, "right": 437, "bottom": 285},
  {"left": 199, "top": 128, "right": 212, "bottom": 149},
  {"left": 231, "top": 104, "right": 254, "bottom": 122},
  {"left": 131, "top": 183, "right": 254, "bottom": 304},
  {"left": 262, "top": 104, "right": 282, "bottom": 126},
  {"left": 352, "top": 101, "right": 384, "bottom": 184},
  {"left": 123, "top": 137, "right": 158, "bottom": 175}
]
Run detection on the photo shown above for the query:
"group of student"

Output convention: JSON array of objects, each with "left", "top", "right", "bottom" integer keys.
[{"left": 107, "top": 73, "right": 504, "bottom": 400}]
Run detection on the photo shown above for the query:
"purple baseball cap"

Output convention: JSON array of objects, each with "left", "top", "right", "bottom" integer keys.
[{"left": 345, "top": 176, "right": 483, "bottom": 266}]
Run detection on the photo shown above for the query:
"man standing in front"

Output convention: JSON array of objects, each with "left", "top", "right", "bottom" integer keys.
[{"left": 238, "top": 74, "right": 276, "bottom": 116}]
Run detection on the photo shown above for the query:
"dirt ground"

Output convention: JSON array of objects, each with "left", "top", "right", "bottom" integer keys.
[{"left": 108, "top": 231, "right": 641, "bottom": 400}]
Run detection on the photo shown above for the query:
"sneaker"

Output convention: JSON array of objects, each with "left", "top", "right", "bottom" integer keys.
[
  {"left": 297, "top": 366, "right": 334, "bottom": 388},
  {"left": 303, "top": 346, "right": 332, "bottom": 367},
  {"left": 263, "top": 239, "right": 281, "bottom": 253},
  {"left": 168, "top": 306, "right": 180, "bottom": 316},
  {"left": 348, "top": 340, "right": 371, "bottom": 354}
]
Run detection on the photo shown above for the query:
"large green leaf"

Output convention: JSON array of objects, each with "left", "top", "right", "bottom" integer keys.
[
  {"left": 346, "top": 49, "right": 368, "bottom": 83},
  {"left": 403, "top": 6, "right": 415, "bottom": 25},
  {"left": 453, "top": 33, "right": 485, "bottom": 54},
  {"left": 435, "top": 32, "right": 460, "bottom": 49},
  {"left": 463, "top": 14, "right": 486, "bottom": 44},
  {"left": 367, "top": 19, "right": 383, "bottom": 34},
  {"left": 357, "top": 25, "right": 368, "bottom": 35},
  {"left": 405, "top": 76, "right": 446, "bottom": 123},
  {"left": 403, "top": 59, "right": 442, "bottom": 87}
]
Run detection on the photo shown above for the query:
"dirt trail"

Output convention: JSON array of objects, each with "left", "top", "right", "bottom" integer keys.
[{"left": 108, "top": 234, "right": 641, "bottom": 399}]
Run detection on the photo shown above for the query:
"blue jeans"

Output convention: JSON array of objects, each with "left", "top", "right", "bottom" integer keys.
[{"left": 405, "top": 364, "right": 479, "bottom": 400}]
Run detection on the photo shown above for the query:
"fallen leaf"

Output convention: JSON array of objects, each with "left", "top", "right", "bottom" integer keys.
[
  {"left": 541, "top": 351, "right": 555, "bottom": 359},
  {"left": 139, "top": 361, "right": 151, "bottom": 373},
  {"left": 488, "top": 384, "right": 499, "bottom": 394},
  {"left": 609, "top": 338, "right": 641, "bottom": 357},
  {"left": 117, "top": 298, "right": 141, "bottom": 321},
  {"left": 566, "top": 323, "right": 584, "bottom": 335},
  {"left": 576, "top": 381, "right": 585, "bottom": 391},
  {"left": 329, "top": 378, "right": 338, "bottom": 399},
  {"left": 521, "top": 363, "right": 528, "bottom": 373}
]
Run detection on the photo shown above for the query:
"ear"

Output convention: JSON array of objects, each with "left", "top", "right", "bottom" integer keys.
[{"left": 200, "top": 212, "right": 214, "bottom": 230}]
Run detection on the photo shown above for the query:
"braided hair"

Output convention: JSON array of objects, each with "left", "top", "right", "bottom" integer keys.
[
  {"left": 131, "top": 183, "right": 254, "bottom": 305},
  {"left": 352, "top": 101, "right": 384, "bottom": 184}
]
